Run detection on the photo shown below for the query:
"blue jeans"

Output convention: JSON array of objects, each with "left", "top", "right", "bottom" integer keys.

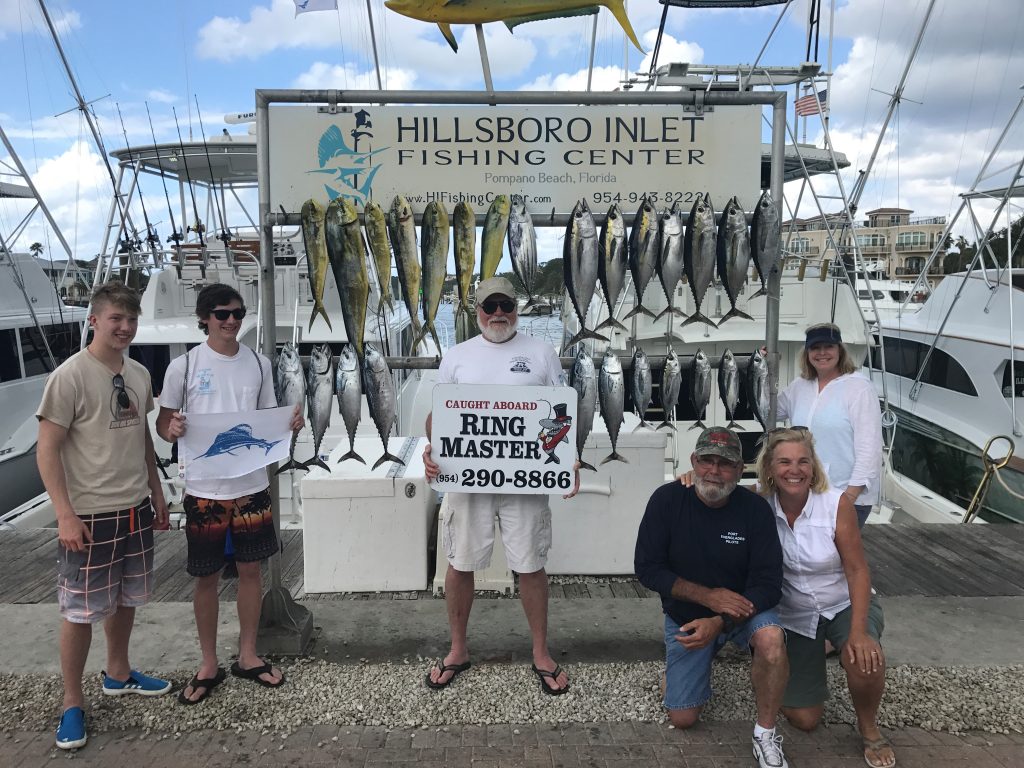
[{"left": 663, "top": 610, "right": 784, "bottom": 711}]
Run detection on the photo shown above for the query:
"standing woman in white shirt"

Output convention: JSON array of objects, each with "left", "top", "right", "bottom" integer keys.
[
  {"left": 757, "top": 428, "right": 895, "bottom": 768},
  {"left": 777, "top": 323, "right": 883, "bottom": 528}
]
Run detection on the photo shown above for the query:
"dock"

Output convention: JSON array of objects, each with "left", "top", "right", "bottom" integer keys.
[{"left": 3, "top": 523, "right": 1024, "bottom": 604}]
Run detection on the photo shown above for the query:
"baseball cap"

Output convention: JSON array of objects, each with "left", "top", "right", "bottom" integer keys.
[
  {"left": 694, "top": 426, "right": 743, "bottom": 464},
  {"left": 805, "top": 323, "right": 843, "bottom": 348},
  {"left": 476, "top": 276, "right": 518, "bottom": 305}
]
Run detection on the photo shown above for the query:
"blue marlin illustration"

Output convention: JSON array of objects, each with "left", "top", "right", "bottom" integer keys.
[{"left": 197, "top": 424, "right": 283, "bottom": 459}]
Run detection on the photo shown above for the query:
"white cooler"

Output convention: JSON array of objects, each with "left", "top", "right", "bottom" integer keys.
[{"left": 301, "top": 435, "right": 437, "bottom": 592}]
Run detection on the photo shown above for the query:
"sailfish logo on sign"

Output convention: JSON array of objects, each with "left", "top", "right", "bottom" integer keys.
[{"left": 307, "top": 111, "right": 389, "bottom": 203}]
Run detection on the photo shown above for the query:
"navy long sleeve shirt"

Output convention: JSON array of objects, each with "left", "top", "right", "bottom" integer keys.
[{"left": 634, "top": 481, "right": 783, "bottom": 627}]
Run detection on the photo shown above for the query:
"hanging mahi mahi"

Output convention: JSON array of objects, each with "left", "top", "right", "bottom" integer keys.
[{"left": 383, "top": 0, "right": 644, "bottom": 54}]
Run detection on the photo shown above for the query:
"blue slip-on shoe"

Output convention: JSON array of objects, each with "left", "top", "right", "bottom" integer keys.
[
  {"left": 55, "top": 706, "right": 87, "bottom": 750},
  {"left": 102, "top": 669, "right": 172, "bottom": 697}
]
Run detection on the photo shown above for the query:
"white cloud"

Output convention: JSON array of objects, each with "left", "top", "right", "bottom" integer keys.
[
  {"left": 196, "top": 0, "right": 338, "bottom": 61},
  {"left": 146, "top": 89, "right": 177, "bottom": 105},
  {"left": 0, "top": 2, "right": 79, "bottom": 39},
  {"left": 520, "top": 65, "right": 626, "bottom": 93},
  {"left": 638, "top": 30, "right": 704, "bottom": 72},
  {"left": 291, "top": 62, "right": 418, "bottom": 91},
  {"left": 1, "top": 141, "right": 110, "bottom": 260}
]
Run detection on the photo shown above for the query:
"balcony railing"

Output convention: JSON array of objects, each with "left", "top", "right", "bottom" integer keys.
[
  {"left": 895, "top": 242, "right": 932, "bottom": 251},
  {"left": 910, "top": 216, "right": 946, "bottom": 225}
]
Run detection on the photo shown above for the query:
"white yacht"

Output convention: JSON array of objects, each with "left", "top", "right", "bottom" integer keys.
[
  {"left": 0, "top": 251, "right": 87, "bottom": 519},
  {"left": 869, "top": 269, "right": 1023, "bottom": 523}
]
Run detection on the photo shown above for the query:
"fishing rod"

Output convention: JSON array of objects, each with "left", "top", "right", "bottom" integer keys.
[
  {"left": 115, "top": 103, "right": 160, "bottom": 266},
  {"left": 145, "top": 102, "right": 183, "bottom": 254},
  {"left": 193, "top": 95, "right": 232, "bottom": 252},
  {"left": 172, "top": 106, "right": 206, "bottom": 248}
]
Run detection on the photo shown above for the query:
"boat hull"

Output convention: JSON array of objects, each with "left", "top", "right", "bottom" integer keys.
[{"left": 888, "top": 407, "right": 1023, "bottom": 524}]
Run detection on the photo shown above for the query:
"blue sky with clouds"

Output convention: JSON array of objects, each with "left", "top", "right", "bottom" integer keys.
[{"left": 1, "top": 0, "right": 1022, "bottom": 262}]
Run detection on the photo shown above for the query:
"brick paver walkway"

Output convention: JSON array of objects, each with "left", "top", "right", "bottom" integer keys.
[{"left": 4, "top": 721, "right": 1023, "bottom": 767}]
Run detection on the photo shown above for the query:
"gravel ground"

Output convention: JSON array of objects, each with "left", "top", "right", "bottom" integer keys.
[{"left": 2, "top": 658, "right": 1021, "bottom": 736}]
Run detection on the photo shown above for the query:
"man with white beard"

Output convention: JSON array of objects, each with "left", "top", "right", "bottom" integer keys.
[
  {"left": 422, "top": 276, "right": 578, "bottom": 695},
  {"left": 634, "top": 427, "right": 790, "bottom": 768}
]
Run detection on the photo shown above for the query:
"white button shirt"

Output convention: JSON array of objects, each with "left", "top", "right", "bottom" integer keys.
[{"left": 771, "top": 488, "right": 852, "bottom": 639}]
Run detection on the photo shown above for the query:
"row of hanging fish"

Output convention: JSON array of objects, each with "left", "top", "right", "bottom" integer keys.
[
  {"left": 301, "top": 193, "right": 540, "bottom": 356},
  {"left": 570, "top": 347, "right": 771, "bottom": 470},
  {"left": 273, "top": 341, "right": 403, "bottom": 473},
  {"left": 562, "top": 190, "right": 781, "bottom": 351}
]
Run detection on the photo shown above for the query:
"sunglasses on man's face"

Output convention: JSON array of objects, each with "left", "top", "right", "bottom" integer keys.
[
  {"left": 480, "top": 298, "right": 516, "bottom": 315},
  {"left": 210, "top": 307, "right": 246, "bottom": 321},
  {"left": 112, "top": 374, "right": 130, "bottom": 409}
]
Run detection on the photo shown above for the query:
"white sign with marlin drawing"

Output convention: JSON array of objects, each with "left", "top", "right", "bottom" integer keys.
[
  {"left": 179, "top": 405, "right": 294, "bottom": 481},
  {"left": 267, "top": 104, "right": 761, "bottom": 216},
  {"left": 430, "top": 384, "right": 578, "bottom": 494}
]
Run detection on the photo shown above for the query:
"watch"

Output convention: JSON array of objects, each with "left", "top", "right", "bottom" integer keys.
[{"left": 718, "top": 613, "right": 734, "bottom": 632}]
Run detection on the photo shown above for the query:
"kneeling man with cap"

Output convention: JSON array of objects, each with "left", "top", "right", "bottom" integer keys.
[{"left": 635, "top": 427, "right": 790, "bottom": 768}]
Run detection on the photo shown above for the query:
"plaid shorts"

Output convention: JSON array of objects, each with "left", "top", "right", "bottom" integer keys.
[
  {"left": 57, "top": 499, "right": 155, "bottom": 624},
  {"left": 182, "top": 488, "right": 278, "bottom": 577}
]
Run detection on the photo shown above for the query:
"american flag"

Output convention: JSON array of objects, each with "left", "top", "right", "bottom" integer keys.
[{"left": 794, "top": 89, "right": 827, "bottom": 117}]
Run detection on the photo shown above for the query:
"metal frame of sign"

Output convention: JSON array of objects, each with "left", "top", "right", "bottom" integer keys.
[{"left": 253, "top": 87, "right": 787, "bottom": 631}]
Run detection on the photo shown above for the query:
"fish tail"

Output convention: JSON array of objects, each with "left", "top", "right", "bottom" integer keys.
[
  {"left": 595, "top": 316, "right": 629, "bottom": 332},
  {"left": 632, "top": 419, "right": 653, "bottom": 432},
  {"left": 372, "top": 452, "right": 405, "bottom": 470},
  {"left": 560, "top": 327, "right": 609, "bottom": 354},
  {"left": 680, "top": 312, "right": 717, "bottom": 329},
  {"left": 578, "top": 459, "right": 597, "bottom": 472},
  {"left": 718, "top": 307, "right": 755, "bottom": 325},
  {"left": 336, "top": 450, "right": 366, "bottom": 464},
  {"left": 623, "top": 303, "right": 657, "bottom": 320},
  {"left": 302, "top": 456, "right": 331, "bottom": 472},
  {"left": 600, "top": 451, "right": 629, "bottom": 465},
  {"left": 749, "top": 286, "right": 767, "bottom": 300},
  {"left": 274, "top": 458, "right": 308, "bottom": 475},
  {"left": 654, "top": 305, "right": 688, "bottom": 321},
  {"left": 656, "top": 420, "right": 677, "bottom": 432},
  {"left": 308, "top": 302, "right": 332, "bottom": 331},
  {"left": 726, "top": 419, "right": 745, "bottom": 431},
  {"left": 688, "top": 419, "right": 707, "bottom": 431},
  {"left": 604, "top": 0, "right": 645, "bottom": 52}
]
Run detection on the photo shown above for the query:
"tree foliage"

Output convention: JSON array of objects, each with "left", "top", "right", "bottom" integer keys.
[{"left": 944, "top": 214, "right": 1024, "bottom": 274}]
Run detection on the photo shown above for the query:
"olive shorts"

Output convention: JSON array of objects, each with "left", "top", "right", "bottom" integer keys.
[{"left": 782, "top": 597, "right": 885, "bottom": 708}]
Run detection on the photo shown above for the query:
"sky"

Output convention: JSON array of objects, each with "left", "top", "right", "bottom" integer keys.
[{"left": 1, "top": 0, "right": 1023, "bottom": 267}]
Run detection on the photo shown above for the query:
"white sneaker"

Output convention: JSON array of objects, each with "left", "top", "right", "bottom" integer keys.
[{"left": 752, "top": 730, "right": 789, "bottom": 768}]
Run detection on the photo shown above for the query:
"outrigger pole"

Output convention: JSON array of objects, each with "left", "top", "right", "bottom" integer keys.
[{"left": 254, "top": 87, "right": 788, "bottom": 654}]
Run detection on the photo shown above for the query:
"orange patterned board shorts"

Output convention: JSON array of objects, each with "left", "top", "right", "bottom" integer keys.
[{"left": 181, "top": 489, "right": 278, "bottom": 576}]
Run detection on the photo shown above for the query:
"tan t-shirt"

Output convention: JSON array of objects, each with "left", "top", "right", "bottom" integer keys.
[{"left": 36, "top": 349, "right": 154, "bottom": 515}]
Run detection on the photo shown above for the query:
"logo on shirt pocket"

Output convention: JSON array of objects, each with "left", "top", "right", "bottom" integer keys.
[{"left": 721, "top": 531, "right": 746, "bottom": 545}]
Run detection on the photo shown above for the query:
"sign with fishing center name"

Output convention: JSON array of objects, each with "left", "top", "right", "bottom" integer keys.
[
  {"left": 179, "top": 405, "right": 294, "bottom": 481},
  {"left": 267, "top": 105, "right": 760, "bottom": 216},
  {"left": 430, "top": 385, "right": 578, "bottom": 494}
]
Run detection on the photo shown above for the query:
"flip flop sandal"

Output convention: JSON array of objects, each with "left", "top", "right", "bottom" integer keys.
[
  {"left": 230, "top": 660, "right": 285, "bottom": 688},
  {"left": 863, "top": 736, "right": 896, "bottom": 768},
  {"left": 424, "top": 660, "right": 471, "bottom": 690},
  {"left": 531, "top": 664, "right": 570, "bottom": 696},
  {"left": 178, "top": 667, "right": 226, "bottom": 705}
]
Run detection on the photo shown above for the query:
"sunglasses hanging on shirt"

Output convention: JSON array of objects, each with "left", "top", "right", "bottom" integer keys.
[{"left": 112, "top": 374, "right": 130, "bottom": 409}]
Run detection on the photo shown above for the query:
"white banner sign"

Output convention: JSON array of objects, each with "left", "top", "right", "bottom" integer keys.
[
  {"left": 430, "top": 384, "right": 577, "bottom": 494},
  {"left": 180, "top": 406, "right": 294, "bottom": 481},
  {"left": 268, "top": 105, "right": 761, "bottom": 215}
]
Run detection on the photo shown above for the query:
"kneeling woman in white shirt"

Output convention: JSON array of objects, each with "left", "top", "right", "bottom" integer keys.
[{"left": 757, "top": 428, "right": 895, "bottom": 768}]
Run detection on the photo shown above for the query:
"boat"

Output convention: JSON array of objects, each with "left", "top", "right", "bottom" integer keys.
[
  {"left": 0, "top": 251, "right": 87, "bottom": 520},
  {"left": 870, "top": 267, "right": 1023, "bottom": 524}
]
